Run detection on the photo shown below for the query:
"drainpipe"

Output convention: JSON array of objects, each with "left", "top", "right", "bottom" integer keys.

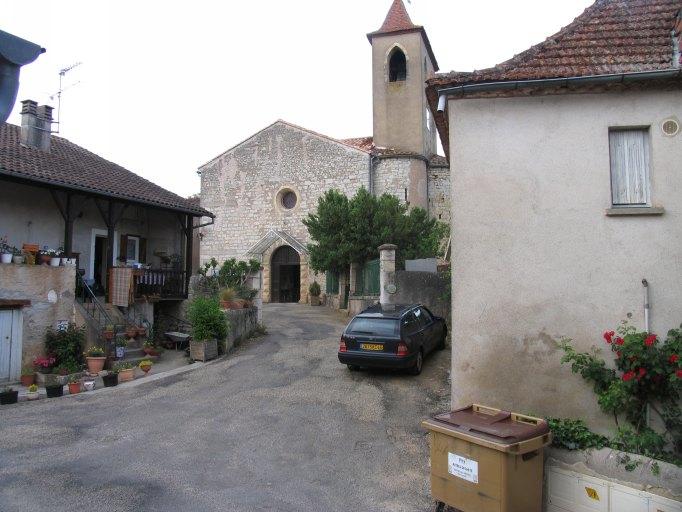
[{"left": 642, "top": 279, "right": 650, "bottom": 333}]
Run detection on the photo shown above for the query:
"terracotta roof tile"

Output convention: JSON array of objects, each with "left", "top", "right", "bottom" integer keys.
[
  {"left": 375, "top": 0, "right": 416, "bottom": 34},
  {"left": 427, "top": 0, "right": 682, "bottom": 157},
  {"left": 0, "top": 123, "right": 212, "bottom": 217},
  {"left": 339, "top": 136, "right": 374, "bottom": 152}
]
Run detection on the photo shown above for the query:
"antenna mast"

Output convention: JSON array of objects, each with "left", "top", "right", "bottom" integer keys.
[{"left": 52, "top": 61, "right": 81, "bottom": 133}]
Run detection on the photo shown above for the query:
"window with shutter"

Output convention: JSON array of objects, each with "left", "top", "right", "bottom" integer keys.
[{"left": 609, "top": 129, "right": 651, "bottom": 206}]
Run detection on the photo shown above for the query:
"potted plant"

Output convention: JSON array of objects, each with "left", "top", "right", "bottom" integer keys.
[
  {"left": 115, "top": 362, "right": 135, "bottom": 383},
  {"left": 115, "top": 336, "right": 127, "bottom": 359},
  {"left": 188, "top": 297, "right": 227, "bottom": 362},
  {"left": 67, "top": 375, "right": 81, "bottom": 394},
  {"left": 102, "top": 370, "right": 118, "bottom": 387},
  {"left": 139, "top": 359, "right": 153, "bottom": 375},
  {"left": 84, "top": 346, "right": 106, "bottom": 374},
  {"left": 33, "top": 355, "right": 56, "bottom": 375},
  {"left": 83, "top": 379, "right": 95, "bottom": 391},
  {"left": 0, "top": 386, "right": 18, "bottom": 405},
  {"left": 0, "top": 235, "right": 12, "bottom": 264},
  {"left": 309, "top": 281, "right": 321, "bottom": 306},
  {"left": 143, "top": 339, "right": 160, "bottom": 356},
  {"left": 26, "top": 384, "right": 39, "bottom": 400},
  {"left": 103, "top": 324, "right": 115, "bottom": 340},
  {"left": 20, "top": 366, "right": 35, "bottom": 387},
  {"left": 125, "top": 325, "right": 138, "bottom": 338},
  {"left": 219, "top": 288, "right": 239, "bottom": 310},
  {"left": 45, "top": 382, "right": 64, "bottom": 398},
  {"left": 11, "top": 247, "right": 24, "bottom": 264}
]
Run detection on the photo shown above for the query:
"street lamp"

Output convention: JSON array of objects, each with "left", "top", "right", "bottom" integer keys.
[{"left": 0, "top": 29, "right": 45, "bottom": 123}]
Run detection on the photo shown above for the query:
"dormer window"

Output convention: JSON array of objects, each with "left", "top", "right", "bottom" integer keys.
[{"left": 388, "top": 48, "right": 407, "bottom": 82}]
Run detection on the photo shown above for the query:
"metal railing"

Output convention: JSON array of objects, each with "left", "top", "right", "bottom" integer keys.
[{"left": 75, "top": 272, "right": 113, "bottom": 334}]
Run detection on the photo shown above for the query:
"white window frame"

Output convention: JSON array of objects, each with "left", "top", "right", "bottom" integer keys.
[
  {"left": 608, "top": 127, "right": 651, "bottom": 208},
  {"left": 126, "top": 236, "right": 140, "bottom": 263}
]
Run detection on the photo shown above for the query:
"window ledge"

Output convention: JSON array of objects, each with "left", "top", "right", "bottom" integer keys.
[{"left": 605, "top": 207, "right": 665, "bottom": 217}]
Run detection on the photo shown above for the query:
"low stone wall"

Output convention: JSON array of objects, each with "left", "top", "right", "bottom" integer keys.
[
  {"left": 0, "top": 264, "right": 76, "bottom": 367},
  {"left": 392, "top": 270, "right": 450, "bottom": 320},
  {"left": 348, "top": 296, "right": 379, "bottom": 316},
  {"left": 224, "top": 307, "right": 259, "bottom": 352}
]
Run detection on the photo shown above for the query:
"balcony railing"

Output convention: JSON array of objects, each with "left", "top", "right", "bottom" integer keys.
[{"left": 133, "top": 269, "right": 187, "bottom": 300}]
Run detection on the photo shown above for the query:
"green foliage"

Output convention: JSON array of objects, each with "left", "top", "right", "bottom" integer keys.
[
  {"left": 308, "top": 281, "right": 321, "bottom": 297},
  {"left": 188, "top": 297, "right": 228, "bottom": 342},
  {"left": 557, "top": 320, "right": 682, "bottom": 462},
  {"left": 45, "top": 323, "right": 85, "bottom": 368},
  {"left": 547, "top": 418, "right": 609, "bottom": 450},
  {"left": 196, "top": 258, "right": 260, "bottom": 300},
  {"left": 303, "top": 187, "right": 448, "bottom": 273}
]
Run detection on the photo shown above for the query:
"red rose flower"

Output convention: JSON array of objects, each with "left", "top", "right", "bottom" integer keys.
[
  {"left": 622, "top": 371, "right": 636, "bottom": 382},
  {"left": 636, "top": 368, "right": 647, "bottom": 380},
  {"left": 670, "top": 354, "right": 679, "bottom": 364},
  {"left": 616, "top": 351, "right": 622, "bottom": 358},
  {"left": 677, "top": 369, "right": 682, "bottom": 379},
  {"left": 603, "top": 331, "right": 615, "bottom": 344},
  {"left": 644, "top": 334, "right": 657, "bottom": 347},
  {"left": 614, "top": 337, "right": 624, "bottom": 346}
]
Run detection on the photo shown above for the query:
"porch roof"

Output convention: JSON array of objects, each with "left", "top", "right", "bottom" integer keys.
[
  {"left": 0, "top": 123, "right": 213, "bottom": 218},
  {"left": 245, "top": 230, "right": 308, "bottom": 257}
]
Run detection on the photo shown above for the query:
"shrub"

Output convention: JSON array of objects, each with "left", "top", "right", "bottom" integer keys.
[
  {"left": 309, "top": 281, "right": 321, "bottom": 297},
  {"left": 45, "top": 323, "right": 85, "bottom": 368},
  {"left": 219, "top": 288, "right": 237, "bottom": 302},
  {"left": 547, "top": 418, "right": 609, "bottom": 450},
  {"left": 188, "top": 297, "right": 228, "bottom": 342}
]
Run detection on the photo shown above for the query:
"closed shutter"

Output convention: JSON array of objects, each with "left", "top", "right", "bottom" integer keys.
[
  {"left": 139, "top": 238, "right": 147, "bottom": 263},
  {"left": 609, "top": 129, "right": 650, "bottom": 206},
  {"left": 119, "top": 235, "right": 128, "bottom": 262}
]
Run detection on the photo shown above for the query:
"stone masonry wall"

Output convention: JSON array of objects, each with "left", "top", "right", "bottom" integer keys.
[
  {"left": 0, "top": 265, "right": 76, "bottom": 367},
  {"left": 428, "top": 166, "right": 451, "bottom": 223},
  {"left": 199, "top": 121, "right": 370, "bottom": 265}
]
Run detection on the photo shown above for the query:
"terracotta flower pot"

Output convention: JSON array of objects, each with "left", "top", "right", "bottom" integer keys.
[
  {"left": 140, "top": 365, "right": 151, "bottom": 375},
  {"left": 137, "top": 327, "right": 147, "bottom": 337},
  {"left": 68, "top": 382, "right": 81, "bottom": 394},
  {"left": 38, "top": 254, "right": 51, "bottom": 265},
  {"left": 118, "top": 368, "right": 134, "bottom": 383},
  {"left": 86, "top": 356, "right": 106, "bottom": 375},
  {"left": 102, "top": 331, "right": 114, "bottom": 340},
  {"left": 143, "top": 347, "right": 159, "bottom": 356},
  {"left": 125, "top": 328, "right": 137, "bottom": 338},
  {"left": 20, "top": 374, "right": 35, "bottom": 387}
]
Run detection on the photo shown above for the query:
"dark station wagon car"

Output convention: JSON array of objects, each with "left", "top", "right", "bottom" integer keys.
[{"left": 338, "top": 304, "right": 447, "bottom": 375}]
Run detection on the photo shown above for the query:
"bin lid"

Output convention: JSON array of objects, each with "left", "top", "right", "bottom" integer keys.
[{"left": 432, "top": 404, "right": 550, "bottom": 445}]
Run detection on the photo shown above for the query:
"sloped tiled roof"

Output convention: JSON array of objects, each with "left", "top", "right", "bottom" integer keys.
[
  {"left": 0, "top": 123, "right": 212, "bottom": 217},
  {"left": 367, "top": 0, "right": 439, "bottom": 71},
  {"left": 340, "top": 135, "right": 449, "bottom": 167},
  {"left": 427, "top": 0, "right": 682, "bottom": 156},
  {"left": 339, "top": 136, "right": 374, "bottom": 152}
]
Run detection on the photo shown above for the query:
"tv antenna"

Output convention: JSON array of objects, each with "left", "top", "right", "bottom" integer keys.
[{"left": 49, "top": 61, "right": 82, "bottom": 133}]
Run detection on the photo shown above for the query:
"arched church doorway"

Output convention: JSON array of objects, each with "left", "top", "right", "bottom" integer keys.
[{"left": 270, "top": 245, "right": 300, "bottom": 303}]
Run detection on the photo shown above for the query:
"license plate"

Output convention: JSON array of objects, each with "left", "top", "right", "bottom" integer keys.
[{"left": 360, "top": 343, "right": 383, "bottom": 351}]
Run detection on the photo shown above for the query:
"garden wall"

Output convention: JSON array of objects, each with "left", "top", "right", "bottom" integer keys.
[
  {"left": 224, "top": 307, "right": 259, "bottom": 352},
  {"left": 0, "top": 264, "right": 76, "bottom": 366},
  {"left": 392, "top": 270, "right": 450, "bottom": 321}
]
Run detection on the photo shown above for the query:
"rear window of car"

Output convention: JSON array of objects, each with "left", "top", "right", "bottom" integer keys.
[{"left": 347, "top": 317, "right": 399, "bottom": 336}]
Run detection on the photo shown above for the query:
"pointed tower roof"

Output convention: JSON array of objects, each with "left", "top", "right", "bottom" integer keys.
[
  {"left": 376, "top": 0, "right": 417, "bottom": 34},
  {"left": 367, "top": 0, "right": 439, "bottom": 71}
]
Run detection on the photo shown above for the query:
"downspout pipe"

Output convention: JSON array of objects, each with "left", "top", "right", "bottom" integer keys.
[
  {"left": 436, "top": 68, "right": 682, "bottom": 112},
  {"left": 642, "top": 279, "right": 650, "bottom": 333}
]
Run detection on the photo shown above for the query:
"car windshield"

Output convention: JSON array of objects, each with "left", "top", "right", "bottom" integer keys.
[{"left": 347, "top": 317, "right": 399, "bottom": 336}]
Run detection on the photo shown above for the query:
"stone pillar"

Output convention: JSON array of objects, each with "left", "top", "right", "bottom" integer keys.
[
  {"left": 349, "top": 262, "right": 360, "bottom": 296},
  {"left": 299, "top": 256, "right": 309, "bottom": 305},
  {"left": 379, "top": 244, "right": 397, "bottom": 306},
  {"left": 252, "top": 269, "right": 263, "bottom": 323},
  {"left": 338, "top": 268, "right": 349, "bottom": 310}
]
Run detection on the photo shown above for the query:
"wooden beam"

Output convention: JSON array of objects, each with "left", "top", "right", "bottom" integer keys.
[
  {"left": 49, "top": 190, "right": 67, "bottom": 220},
  {"left": 184, "top": 215, "right": 193, "bottom": 295},
  {"left": 106, "top": 200, "right": 116, "bottom": 281}
]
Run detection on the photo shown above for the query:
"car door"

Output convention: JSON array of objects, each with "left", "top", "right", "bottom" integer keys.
[
  {"left": 414, "top": 307, "right": 435, "bottom": 352},
  {"left": 401, "top": 311, "right": 423, "bottom": 352}
]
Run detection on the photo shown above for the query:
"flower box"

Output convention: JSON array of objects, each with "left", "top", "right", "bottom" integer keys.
[{"left": 190, "top": 339, "right": 218, "bottom": 362}]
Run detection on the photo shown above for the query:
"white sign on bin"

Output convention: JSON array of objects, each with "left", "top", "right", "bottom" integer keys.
[{"left": 448, "top": 453, "right": 479, "bottom": 484}]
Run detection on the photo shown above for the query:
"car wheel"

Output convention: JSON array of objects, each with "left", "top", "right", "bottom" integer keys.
[
  {"left": 409, "top": 349, "right": 423, "bottom": 375},
  {"left": 347, "top": 364, "right": 360, "bottom": 371}
]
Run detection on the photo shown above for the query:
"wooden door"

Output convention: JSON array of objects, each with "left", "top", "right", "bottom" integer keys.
[{"left": 0, "top": 309, "right": 22, "bottom": 381}]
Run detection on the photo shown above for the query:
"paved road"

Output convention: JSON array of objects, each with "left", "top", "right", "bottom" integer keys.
[{"left": 0, "top": 303, "right": 450, "bottom": 512}]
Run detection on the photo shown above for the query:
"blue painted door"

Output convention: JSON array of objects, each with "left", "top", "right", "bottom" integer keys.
[{"left": 0, "top": 310, "right": 22, "bottom": 381}]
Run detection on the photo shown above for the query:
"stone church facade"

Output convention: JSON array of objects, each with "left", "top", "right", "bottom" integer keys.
[{"left": 199, "top": 0, "right": 450, "bottom": 304}]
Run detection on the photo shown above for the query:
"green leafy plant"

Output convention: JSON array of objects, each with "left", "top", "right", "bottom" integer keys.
[
  {"left": 309, "top": 281, "right": 321, "bottom": 297},
  {"left": 188, "top": 297, "right": 228, "bottom": 342},
  {"left": 28, "top": 384, "right": 38, "bottom": 393},
  {"left": 547, "top": 418, "right": 609, "bottom": 450},
  {"left": 115, "top": 336, "right": 127, "bottom": 347},
  {"left": 21, "top": 365, "right": 35, "bottom": 376},
  {"left": 139, "top": 359, "right": 153, "bottom": 369},
  {"left": 113, "top": 362, "right": 134, "bottom": 371},
  {"left": 558, "top": 321, "right": 682, "bottom": 463},
  {"left": 67, "top": 374, "right": 80, "bottom": 384},
  {"left": 85, "top": 346, "right": 105, "bottom": 358},
  {"left": 45, "top": 323, "right": 85, "bottom": 368}
]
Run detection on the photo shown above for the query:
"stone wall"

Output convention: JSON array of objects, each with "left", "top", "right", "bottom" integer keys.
[
  {"left": 392, "top": 270, "right": 450, "bottom": 321},
  {"left": 224, "top": 307, "right": 259, "bottom": 352},
  {"left": 0, "top": 265, "right": 76, "bottom": 367},
  {"left": 373, "top": 157, "right": 428, "bottom": 211},
  {"left": 428, "top": 165, "right": 450, "bottom": 223}
]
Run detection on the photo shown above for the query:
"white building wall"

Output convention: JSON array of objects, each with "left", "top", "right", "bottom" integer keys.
[{"left": 447, "top": 89, "right": 682, "bottom": 431}]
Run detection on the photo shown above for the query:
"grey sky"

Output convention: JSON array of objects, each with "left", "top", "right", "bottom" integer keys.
[{"left": 4, "top": 0, "right": 593, "bottom": 197}]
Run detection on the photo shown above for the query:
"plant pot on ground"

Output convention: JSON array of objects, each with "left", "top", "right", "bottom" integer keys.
[
  {"left": 20, "top": 366, "right": 35, "bottom": 387},
  {"left": 125, "top": 326, "right": 138, "bottom": 338},
  {"left": 84, "top": 346, "right": 106, "bottom": 374},
  {"left": 0, "top": 387, "right": 18, "bottom": 405},
  {"left": 219, "top": 287, "right": 238, "bottom": 310},
  {"left": 115, "top": 336, "right": 127, "bottom": 359},
  {"left": 114, "top": 362, "right": 135, "bottom": 383},
  {"left": 0, "top": 253, "right": 11, "bottom": 264},
  {"left": 309, "top": 281, "right": 321, "bottom": 306},
  {"left": 139, "top": 359, "right": 153, "bottom": 375},
  {"left": 188, "top": 297, "right": 227, "bottom": 362},
  {"left": 26, "top": 384, "right": 39, "bottom": 400},
  {"left": 67, "top": 376, "right": 81, "bottom": 395},
  {"left": 102, "top": 372, "right": 118, "bottom": 387},
  {"left": 45, "top": 384, "right": 64, "bottom": 398}
]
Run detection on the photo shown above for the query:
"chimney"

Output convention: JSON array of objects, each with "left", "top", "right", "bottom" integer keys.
[{"left": 20, "top": 99, "right": 52, "bottom": 151}]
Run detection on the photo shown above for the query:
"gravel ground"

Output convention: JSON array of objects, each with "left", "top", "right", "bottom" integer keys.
[{"left": 0, "top": 303, "right": 450, "bottom": 512}]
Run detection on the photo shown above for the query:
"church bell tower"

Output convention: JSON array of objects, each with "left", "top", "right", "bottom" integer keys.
[{"left": 368, "top": 0, "right": 439, "bottom": 157}]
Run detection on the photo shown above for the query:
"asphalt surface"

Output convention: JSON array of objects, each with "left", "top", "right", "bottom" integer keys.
[{"left": 0, "top": 303, "right": 450, "bottom": 512}]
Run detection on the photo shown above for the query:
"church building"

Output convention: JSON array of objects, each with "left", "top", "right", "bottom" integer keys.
[{"left": 198, "top": 0, "right": 449, "bottom": 304}]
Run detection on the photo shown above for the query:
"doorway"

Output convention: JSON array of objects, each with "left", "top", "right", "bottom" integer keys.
[
  {"left": 0, "top": 309, "right": 22, "bottom": 382},
  {"left": 270, "top": 245, "right": 300, "bottom": 303}
]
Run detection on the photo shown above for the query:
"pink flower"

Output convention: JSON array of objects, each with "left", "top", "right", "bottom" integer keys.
[
  {"left": 669, "top": 354, "right": 679, "bottom": 364},
  {"left": 636, "top": 368, "right": 647, "bottom": 380},
  {"left": 677, "top": 369, "right": 682, "bottom": 379},
  {"left": 644, "top": 334, "right": 657, "bottom": 347},
  {"left": 603, "top": 331, "right": 615, "bottom": 344},
  {"left": 614, "top": 337, "right": 624, "bottom": 346}
]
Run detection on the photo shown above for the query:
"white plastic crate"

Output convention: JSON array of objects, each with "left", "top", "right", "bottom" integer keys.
[{"left": 547, "top": 467, "right": 681, "bottom": 512}]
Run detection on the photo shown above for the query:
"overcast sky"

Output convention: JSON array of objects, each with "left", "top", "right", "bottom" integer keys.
[{"left": 4, "top": 0, "right": 593, "bottom": 197}]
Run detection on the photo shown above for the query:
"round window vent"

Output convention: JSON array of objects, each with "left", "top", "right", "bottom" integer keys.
[
  {"left": 276, "top": 188, "right": 298, "bottom": 211},
  {"left": 661, "top": 118, "right": 680, "bottom": 137}
]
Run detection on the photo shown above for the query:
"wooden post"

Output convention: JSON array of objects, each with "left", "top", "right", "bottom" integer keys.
[
  {"left": 185, "top": 214, "right": 193, "bottom": 297},
  {"left": 63, "top": 193, "right": 74, "bottom": 257}
]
